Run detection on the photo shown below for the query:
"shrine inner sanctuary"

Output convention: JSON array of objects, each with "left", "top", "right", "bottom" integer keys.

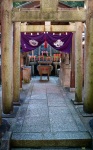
[{"left": 0, "top": 0, "right": 93, "bottom": 150}]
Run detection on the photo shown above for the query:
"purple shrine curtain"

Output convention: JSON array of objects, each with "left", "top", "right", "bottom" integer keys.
[
  {"left": 21, "top": 32, "right": 45, "bottom": 52},
  {"left": 21, "top": 32, "right": 73, "bottom": 53},
  {"left": 46, "top": 33, "right": 73, "bottom": 53}
]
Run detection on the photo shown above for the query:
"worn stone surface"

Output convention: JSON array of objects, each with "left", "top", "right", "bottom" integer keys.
[
  {"left": 1, "top": 0, "right": 13, "bottom": 114},
  {"left": 75, "top": 22, "right": 83, "bottom": 102},
  {"left": 12, "top": 9, "right": 86, "bottom": 22},
  {"left": 40, "top": 0, "right": 58, "bottom": 12},
  {"left": 21, "top": 24, "right": 76, "bottom": 32},
  {"left": 8, "top": 77, "right": 92, "bottom": 148},
  {"left": 13, "top": 22, "right": 20, "bottom": 103},
  {"left": 70, "top": 33, "right": 75, "bottom": 89},
  {"left": 1, "top": 131, "right": 11, "bottom": 150},
  {"left": 83, "top": 0, "right": 93, "bottom": 113}
]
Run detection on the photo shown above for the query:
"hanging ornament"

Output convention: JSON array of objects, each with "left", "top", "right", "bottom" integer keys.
[{"left": 44, "top": 40, "right": 47, "bottom": 48}]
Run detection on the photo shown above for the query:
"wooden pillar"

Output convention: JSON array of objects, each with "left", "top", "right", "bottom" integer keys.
[
  {"left": 1, "top": 0, "right": 13, "bottom": 114},
  {"left": 13, "top": 22, "right": 20, "bottom": 104},
  {"left": 70, "top": 33, "right": 75, "bottom": 92},
  {"left": 83, "top": 0, "right": 93, "bottom": 113},
  {"left": 75, "top": 22, "right": 83, "bottom": 103}
]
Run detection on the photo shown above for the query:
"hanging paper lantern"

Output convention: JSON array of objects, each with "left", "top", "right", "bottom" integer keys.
[{"left": 44, "top": 40, "right": 47, "bottom": 48}]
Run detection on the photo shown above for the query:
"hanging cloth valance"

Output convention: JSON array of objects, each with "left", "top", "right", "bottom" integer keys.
[
  {"left": 21, "top": 33, "right": 45, "bottom": 52},
  {"left": 21, "top": 32, "right": 73, "bottom": 53},
  {"left": 46, "top": 32, "right": 73, "bottom": 53}
]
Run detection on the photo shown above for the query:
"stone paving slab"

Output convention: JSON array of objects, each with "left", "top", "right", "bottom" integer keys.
[
  {"left": 48, "top": 97, "right": 66, "bottom": 107},
  {"left": 8, "top": 77, "right": 92, "bottom": 148},
  {"left": 49, "top": 107, "right": 78, "bottom": 132},
  {"left": 29, "top": 99, "right": 47, "bottom": 105},
  {"left": 31, "top": 94, "right": 47, "bottom": 100}
]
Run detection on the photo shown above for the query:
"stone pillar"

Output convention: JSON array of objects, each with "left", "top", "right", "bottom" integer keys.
[
  {"left": 39, "top": 47, "right": 41, "bottom": 56},
  {"left": 1, "top": 0, "right": 13, "bottom": 114},
  {"left": 40, "top": 0, "right": 58, "bottom": 12},
  {"left": 75, "top": 22, "right": 83, "bottom": 103},
  {"left": 50, "top": 46, "right": 52, "bottom": 56},
  {"left": 70, "top": 33, "right": 75, "bottom": 92},
  {"left": 32, "top": 50, "right": 34, "bottom": 56},
  {"left": 83, "top": 0, "right": 93, "bottom": 113},
  {"left": 13, "top": 22, "right": 20, "bottom": 104}
]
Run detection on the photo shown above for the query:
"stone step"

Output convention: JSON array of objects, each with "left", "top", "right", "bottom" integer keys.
[
  {"left": 11, "top": 148, "right": 92, "bottom": 150},
  {"left": 11, "top": 131, "right": 92, "bottom": 148}
]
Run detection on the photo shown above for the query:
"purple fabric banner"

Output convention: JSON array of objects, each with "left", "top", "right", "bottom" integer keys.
[
  {"left": 21, "top": 32, "right": 73, "bottom": 53},
  {"left": 46, "top": 33, "right": 73, "bottom": 53},
  {"left": 21, "top": 32, "right": 45, "bottom": 52}
]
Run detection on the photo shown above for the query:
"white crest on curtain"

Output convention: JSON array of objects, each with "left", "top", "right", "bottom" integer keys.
[
  {"left": 54, "top": 39, "right": 64, "bottom": 47},
  {"left": 29, "top": 40, "right": 38, "bottom": 46}
]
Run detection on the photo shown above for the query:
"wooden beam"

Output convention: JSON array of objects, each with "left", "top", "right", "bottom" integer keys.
[
  {"left": 12, "top": 8, "right": 86, "bottom": 22},
  {"left": 21, "top": 24, "right": 76, "bottom": 32}
]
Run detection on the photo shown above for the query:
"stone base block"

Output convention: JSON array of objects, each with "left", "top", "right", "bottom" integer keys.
[
  {"left": 71, "top": 99, "right": 83, "bottom": 105},
  {"left": 70, "top": 88, "right": 75, "bottom": 92},
  {"left": 23, "top": 66, "right": 31, "bottom": 83}
]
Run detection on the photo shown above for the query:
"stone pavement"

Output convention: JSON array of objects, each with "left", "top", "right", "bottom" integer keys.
[{"left": 1, "top": 76, "right": 93, "bottom": 149}]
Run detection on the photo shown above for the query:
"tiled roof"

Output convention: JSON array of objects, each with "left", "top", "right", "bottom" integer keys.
[{"left": 17, "top": 1, "right": 71, "bottom": 8}]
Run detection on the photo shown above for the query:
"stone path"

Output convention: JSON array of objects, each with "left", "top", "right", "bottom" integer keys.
[{"left": 4, "top": 76, "right": 92, "bottom": 149}]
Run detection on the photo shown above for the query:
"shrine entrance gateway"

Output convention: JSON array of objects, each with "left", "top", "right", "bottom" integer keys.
[{"left": 1, "top": 0, "right": 93, "bottom": 115}]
